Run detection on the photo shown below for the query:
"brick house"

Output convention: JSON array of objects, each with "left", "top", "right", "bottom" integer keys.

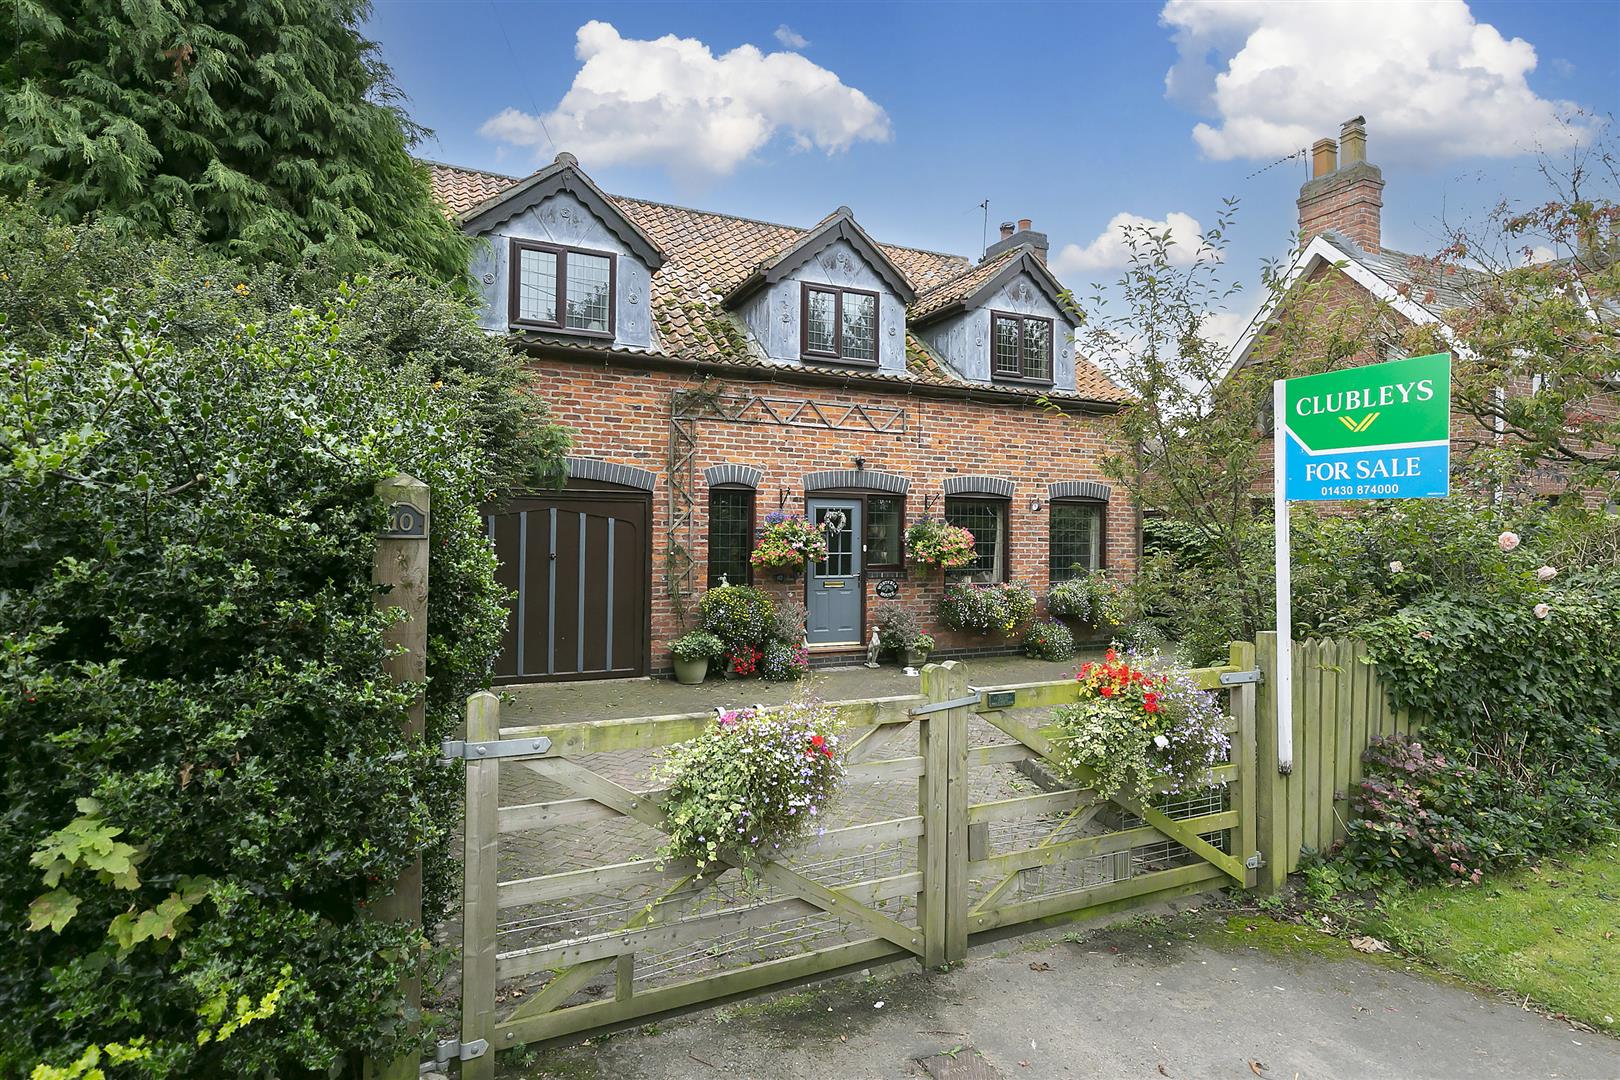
[
  {"left": 1227, "top": 117, "right": 1617, "bottom": 501},
  {"left": 427, "top": 153, "right": 1137, "bottom": 682}
]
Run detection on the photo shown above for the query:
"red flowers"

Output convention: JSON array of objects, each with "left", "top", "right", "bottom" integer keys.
[
  {"left": 1099, "top": 685, "right": 1116, "bottom": 697},
  {"left": 1143, "top": 691, "right": 1160, "bottom": 714},
  {"left": 806, "top": 733, "right": 835, "bottom": 758},
  {"left": 810, "top": 735, "right": 825, "bottom": 748}
]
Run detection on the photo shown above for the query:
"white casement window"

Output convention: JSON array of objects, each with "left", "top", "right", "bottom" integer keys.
[
  {"left": 990, "top": 311, "right": 1054, "bottom": 383},
  {"left": 510, "top": 240, "right": 616, "bottom": 335},
  {"left": 802, "top": 284, "right": 879, "bottom": 364}
]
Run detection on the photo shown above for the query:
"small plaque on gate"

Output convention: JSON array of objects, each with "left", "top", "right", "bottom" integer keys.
[
  {"left": 985, "top": 690, "right": 1016, "bottom": 710},
  {"left": 383, "top": 502, "right": 428, "bottom": 538}
]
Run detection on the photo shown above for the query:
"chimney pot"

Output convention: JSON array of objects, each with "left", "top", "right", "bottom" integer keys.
[
  {"left": 1311, "top": 139, "right": 1338, "bottom": 178},
  {"left": 1339, "top": 116, "right": 1367, "bottom": 166},
  {"left": 1017, "top": 218, "right": 1032, "bottom": 233},
  {"left": 999, "top": 221, "right": 1015, "bottom": 240}
]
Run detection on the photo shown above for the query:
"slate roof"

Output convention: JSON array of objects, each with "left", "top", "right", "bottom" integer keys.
[
  {"left": 1317, "top": 231, "right": 1481, "bottom": 316},
  {"left": 423, "top": 160, "right": 1130, "bottom": 405}
]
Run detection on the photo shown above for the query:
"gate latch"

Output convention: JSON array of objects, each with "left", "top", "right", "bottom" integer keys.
[
  {"left": 439, "top": 735, "right": 552, "bottom": 763},
  {"left": 1219, "top": 670, "right": 1263, "bottom": 686},
  {"left": 1245, "top": 852, "right": 1266, "bottom": 870},
  {"left": 431, "top": 1037, "right": 489, "bottom": 1065}
]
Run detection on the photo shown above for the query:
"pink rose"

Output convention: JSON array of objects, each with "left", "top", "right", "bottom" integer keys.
[
  {"left": 1498, "top": 531, "right": 1520, "bottom": 552},
  {"left": 1388, "top": 561, "right": 1404, "bottom": 573},
  {"left": 1533, "top": 603, "right": 1550, "bottom": 620},
  {"left": 1536, "top": 565, "right": 1557, "bottom": 581}
]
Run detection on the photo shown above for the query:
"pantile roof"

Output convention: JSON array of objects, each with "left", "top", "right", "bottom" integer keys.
[{"left": 423, "top": 160, "right": 1129, "bottom": 404}]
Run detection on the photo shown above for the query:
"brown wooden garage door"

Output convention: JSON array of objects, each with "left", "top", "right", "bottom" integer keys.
[{"left": 485, "top": 491, "right": 650, "bottom": 682}]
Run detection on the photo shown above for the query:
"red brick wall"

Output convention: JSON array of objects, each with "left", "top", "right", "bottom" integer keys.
[{"left": 524, "top": 359, "right": 1138, "bottom": 668}]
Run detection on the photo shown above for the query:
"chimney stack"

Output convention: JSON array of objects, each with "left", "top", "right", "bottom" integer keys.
[
  {"left": 982, "top": 216, "right": 1050, "bottom": 264},
  {"left": 1297, "top": 117, "right": 1384, "bottom": 252}
]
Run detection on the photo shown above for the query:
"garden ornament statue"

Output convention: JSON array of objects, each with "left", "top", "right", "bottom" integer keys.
[{"left": 865, "top": 625, "right": 881, "bottom": 668}]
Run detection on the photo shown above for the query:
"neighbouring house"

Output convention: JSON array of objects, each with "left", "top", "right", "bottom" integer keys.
[
  {"left": 427, "top": 152, "right": 1136, "bottom": 681},
  {"left": 1226, "top": 116, "right": 1617, "bottom": 502}
]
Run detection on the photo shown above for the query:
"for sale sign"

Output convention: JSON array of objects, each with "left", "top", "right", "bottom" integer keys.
[{"left": 1281, "top": 353, "right": 1452, "bottom": 501}]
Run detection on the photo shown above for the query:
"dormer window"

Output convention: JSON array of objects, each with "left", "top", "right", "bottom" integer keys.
[
  {"left": 801, "top": 284, "right": 879, "bottom": 365},
  {"left": 990, "top": 312, "right": 1053, "bottom": 384},
  {"left": 509, "top": 239, "right": 616, "bottom": 336}
]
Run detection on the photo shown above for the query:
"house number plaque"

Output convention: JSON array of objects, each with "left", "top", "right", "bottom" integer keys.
[
  {"left": 875, "top": 579, "right": 899, "bottom": 600},
  {"left": 383, "top": 502, "right": 428, "bottom": 539}
]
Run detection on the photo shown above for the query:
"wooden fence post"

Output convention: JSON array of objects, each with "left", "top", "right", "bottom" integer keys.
[
  {"left": 918, "top": 662, "right": 966, "bottom": 969},
  {"left": 1228, "top": 641, "right": 1259, "bottom": 890},
  {"left": 367, "top": 474, "right": 430, "bottom": 1080},
  {"left": 941, "top": 661, "right": 970, "bottom": 964},
  {"left": 1252, "top": 631, "right": 1288, "bottom": 893},
  {"left": 460, "top": 692, "right": 501, "bottom": 1080}
]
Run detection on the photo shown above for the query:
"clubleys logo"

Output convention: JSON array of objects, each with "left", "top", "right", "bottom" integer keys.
[{"left": 1338, "top": 412, "right": 1380, "bottom": 434}]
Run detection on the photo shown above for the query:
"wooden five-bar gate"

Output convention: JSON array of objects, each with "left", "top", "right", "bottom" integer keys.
[{"left": 435, "top": 645, "right": 1260, "bottom": 1073}]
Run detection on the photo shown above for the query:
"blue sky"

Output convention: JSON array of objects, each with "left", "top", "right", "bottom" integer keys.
[{"left": 366, "top": 0, "right": 1618, "bottom": 337}]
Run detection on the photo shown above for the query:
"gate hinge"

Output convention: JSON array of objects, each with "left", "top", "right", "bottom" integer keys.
[
  {"left": 439, "top": 735, "right": 552, "bottom": 763},
  {"left": 1219, "top": 669, "right": 1263, "bottom": 686},
  {"left": 431, "top": 1037, "right": 488, "bottom": 1066},
  {"left": 1245, "top": 852, "right": 1266, "bottom": 870}
]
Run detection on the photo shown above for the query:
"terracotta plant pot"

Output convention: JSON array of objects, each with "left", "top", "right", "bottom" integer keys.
[{"left": 673, "top": 656, "right": 709, "bottom": 685}]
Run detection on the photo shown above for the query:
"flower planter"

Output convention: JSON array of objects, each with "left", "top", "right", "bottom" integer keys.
[
  {"left": 673, "top": 656, "right": 709, "bottom": 685},
  {"left": 902, "top": 648, "right": 931, "bottom": 667}
]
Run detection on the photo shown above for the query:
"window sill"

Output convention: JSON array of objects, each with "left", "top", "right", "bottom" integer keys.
[
  {"left": 990, "top": 374, "right": 1055, "bottom": 388},
  {"left": 800, "top": 355, "right": 881, "bottom": 369},
  {"left": 510, "top": 322, "right": 616, "bottom": 341}
]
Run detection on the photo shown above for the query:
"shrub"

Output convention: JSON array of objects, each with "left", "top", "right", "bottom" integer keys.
[
  {"left": 770, "top": 597, "right": 808, "bottom": 645},
  {"left": 1047, "top": 650, "right": 1230, "bottom": 800},
  {"left": 656, "top": 698, "right": 845, "bottom": 873},
  {"left": 1117, "top": 622, "right": 1169, "bottom": 656},
  {"left": 697, "top": 585, "right": 776, "bottom": 661},
  {"left": 0, "top": 261, "right": 530, "bottom": 1071},
  {"left": 760, "top": 640, "right": 810, "bottom": 682},
  {"left": 750, "top": 513, "right": 829, "bottom": 569},
  {"left": 905, "top": 519, "right": 976, "bottom": 571},
  {"left": 1352, "top": 568, "right": 1620, "bottom": 877},
  {"left": 938, "top": 581, "right": 1035, "bottom": 636},
  {"left": 875, "top": 605, "right": 922, "bottom": 653},
  {"left": 1022, "top": 619, "right": 1076, "bottom": 661},
  {"left": 669, "top": 631, "right": 724, "bottom": 663},
  {"left": 1341, "top": 735, "right": 1493, "bottom": 885}
]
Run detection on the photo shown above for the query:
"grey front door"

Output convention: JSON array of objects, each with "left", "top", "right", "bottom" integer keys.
[{"left": 806, "top": 499, "right": 862, "bottom": 645}]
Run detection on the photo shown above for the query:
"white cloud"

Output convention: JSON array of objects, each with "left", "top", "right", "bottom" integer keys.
[
  {"left": 774, "top": 24, "right": 809, "bottom": 49},
  {"left": 1051, "top": 211, "right": 1215, "bottom": 274},
  {"left": 480, "top": 21, "right": 888, "bottom": 180},
  {"left": 1160, "top": 0, "right": 1593, "bottom": 163}
]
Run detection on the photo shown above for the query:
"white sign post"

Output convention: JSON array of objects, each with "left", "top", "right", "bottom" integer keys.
[{"left": 1272, "top": 354, "right": 1452, "bottom": 773}]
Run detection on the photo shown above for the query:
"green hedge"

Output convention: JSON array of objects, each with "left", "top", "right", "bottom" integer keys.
[
  {"left": 0, "top": 207, "right": 564, "bottom": 1074},
  {"left": 1350, "top": 572, "right": 1620, "bottom": 879}
]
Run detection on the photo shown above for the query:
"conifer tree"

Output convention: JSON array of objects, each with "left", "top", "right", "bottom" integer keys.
[{"left": 1, "top": 0, "right": 467, "bottom": 282}]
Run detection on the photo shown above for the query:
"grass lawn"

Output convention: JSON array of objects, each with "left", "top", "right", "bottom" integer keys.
[{"left": 1371, "top": 835, "right": 1620, "bottom": 1036}]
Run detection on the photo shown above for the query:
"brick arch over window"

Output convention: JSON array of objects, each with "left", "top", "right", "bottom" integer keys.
[
  {"left": 1048, "top": 480, "right": 1111, "bottom": 502},
  {"left": 703, "top": 464, "right": 762, "bottom": 489},
  {"left": 943, "top": 475, "right": 1015, "bottom": 499},
  {"left": 565, "top": 456, "right": 655, "bottom": 491},
  {"left": 803, "top": 469, "right": 909, "bottom": 494}
]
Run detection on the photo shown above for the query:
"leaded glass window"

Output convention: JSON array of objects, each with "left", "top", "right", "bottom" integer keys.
[
  {"left": 516, "top": 247, "right": 558, "bottom": 325},
  {"left": 865, "top": 496, "right": 903, "bottom": 567},
  {"left": 801, "top": 284, "right": 880, "bottom": 364},
  {"left": 508, "top": 240, "right": 615, "bottom": 335},
  {"left": 805, "top": 288, "right": 837, "bottom": 354},
  {"left": 1049, "top": 501, "right": 1103, "bottom": 581},
  {"left": 945, "top": 498, "right": 1007, "bottom": 583},
  {"left": 707, "top": 488, "right": 754, "bottom": 587},
  {"left": 990, "top": 312, "right": 1055, "bottom": 383},
  {"left": 565, "top": 252, "right": 612, "bottom": 332}
]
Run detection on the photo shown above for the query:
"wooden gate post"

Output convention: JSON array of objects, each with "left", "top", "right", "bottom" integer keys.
[
  {"left": 460, "top": 692, "right": 501, "bottom": 1080},
  {"left": 918, "top": 661, "right": 970, "bottom": 968},
  {"left": 1228, "top": 640, "right": 1259, "bottom": 890},
  {"left": 1252, "top": 631, "right": 1289, "bottom": 893},
  {"left": 368, "top": 474, "right": 430, "bottom": 1080}
]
